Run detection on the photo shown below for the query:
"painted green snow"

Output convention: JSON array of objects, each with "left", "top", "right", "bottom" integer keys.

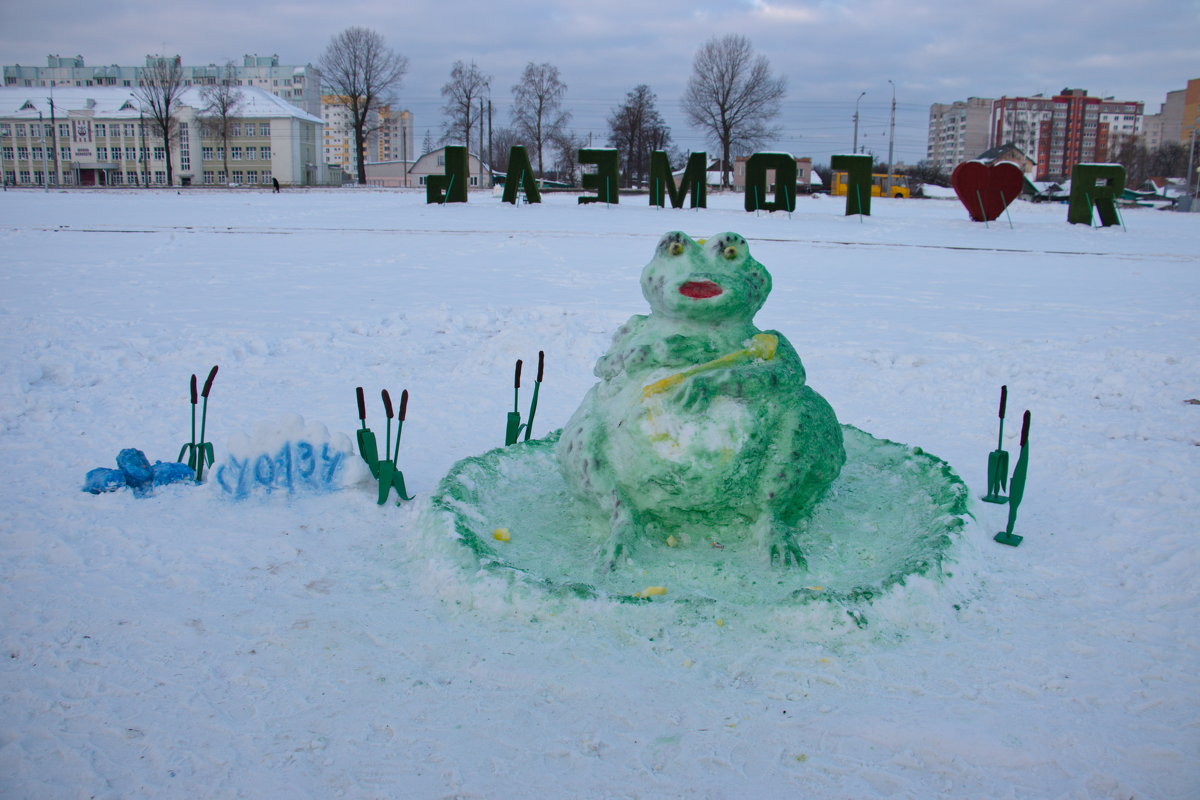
[
  {"left": 556, "top": 232, "right": 844, "bottom": 567},
  {"left": 428, "top": 427, "right": 970, "bottom": 606}
]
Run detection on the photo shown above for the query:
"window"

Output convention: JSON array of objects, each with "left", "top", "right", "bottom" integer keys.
[
  {"left": 260, "top": 146, "right": 271, "bottom": 160},
  {"left": 127, "top": 171, "right": 139, "bottom": 185},
  {"left": 61, "top": 147, "right": 70, "bottom": 160},
  {"left": 4, "top": 171, "right": 14, "bottom": 185},
  {"left": 231, "top": 147, "right": 242, "bottom": 160},
  {"left": 231, "top": 123, "right": 241, "bottom": 136},
  {"left": 95, "top": 123, "right": 106, "bottom": 136},
  {"left": 261, "top": 171, "right": 271, "bottom": 184},
  {"left": 95, "top": 147, "right": 107, "bottom": 160},
  {"left": 20, "top": 170, "right": 31, "bottom": 183},
  {"left": 125, "top": 147, "right": 135, "bottom": 160},
  {"left": 153, "top": 146, "right": 165, "bottom": 160},
  {"left": 204, "top": 171, "right": 214, "bottom": 184},
  {"left": 202, "top": 146, "right": 214, "bottom": 160},
  {"left": 124, "top": 123, "right": 135, "bottom": 137},
  {"left": 17, "top": 146, "right": 28, "bottom": 159},
  {"left": 110, "top": 172, "right": 122, "bottom": 185},
  {"left": 231, "top": 170, "right": 243, "bottom": 183},
  {"left": 154, "top": 170, "right": 166, "bottom": 184},
  {"left": 1, "top": 123, "right": 11, "bottom": 136},
  {"left": 259, "top": 123, "right": 270, "bottom": 136},
  {"left": 2, "top": 147, "right": 11, "bottom": 159},
  {"left": 15, "top": 124, "right": 26, "bottom": 136},
  {"left": 246, "top": 170, "right": 258, "bottom": 183},
  {"left": 111, "top": 148, "right": 121, "bottom": 161},
  {"left": 140, "top": 147, "right": 149, "bottom": 161}
]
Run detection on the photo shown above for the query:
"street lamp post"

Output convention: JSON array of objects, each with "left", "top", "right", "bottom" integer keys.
[
  {"left": 853, "top": 91, "right": 866, "bottom": 154},
  {"left": 886, "top": 79, "right": 896, "bottom": 196}
]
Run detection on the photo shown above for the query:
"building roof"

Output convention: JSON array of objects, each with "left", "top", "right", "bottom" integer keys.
[
  {"left": 975, "top": 142, "right": 1031, "bottom": 163},
  {"left": 0, "top": 85, "right": 322, "bottom": 123}
]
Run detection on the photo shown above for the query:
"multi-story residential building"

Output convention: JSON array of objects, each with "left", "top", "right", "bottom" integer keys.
[
  {"left": 2, "top": 54, "right": 322, "bottom": 117},
  {"left": 0, "top": 86, "right": 327, "bottom": 188},
  {"left": 321, "top": 95, "right": 413, "bottom": 179},
  {"left": 926, "top": 97, "right": 994, "bottom": 174},
  {"left": 991, "top": 89, "right": 1142, "bottom": 180},
  {"left": 1142, "top": 89, "right": 1186, "bottom": 152},
  {"left": 1182, "top": 78, "right": 1200, "bottom": 144}
]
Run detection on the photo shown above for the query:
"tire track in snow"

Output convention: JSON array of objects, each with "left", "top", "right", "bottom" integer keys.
[{"left": 7, "top": 223, "right": 1198, "bottom": 262}]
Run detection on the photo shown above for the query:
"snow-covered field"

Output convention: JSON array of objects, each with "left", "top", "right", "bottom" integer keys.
[{"left": 1, "top": 187, "right": 1196, "bottom": 799}]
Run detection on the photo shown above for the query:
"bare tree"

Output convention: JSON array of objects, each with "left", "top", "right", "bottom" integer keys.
[
  {"left": 198, "top": 61, "right": 243, "bottom": 184},
  {"left": 490, "top": 125, "right": 523, "bottom": 173},
  {"left": 550, "top": 130, "right": 584, "bottom": 186},
  {"left": 607, "top": 84, "right": 672, "bottom": 188},
  {"left": 319, "top": 26, "right": 409, "bottom": 185},
  {"left": 682, "top": 34, "right": 786, "bottom": 188},
  {"left": 440, "top": 61, "right": 490, "bottom": 149},
  {"left": 134, "top": 55, "right": 187, "bottom": 186},
  {"left": 511, "top": 62, "right": 571, "bottom": 178}
]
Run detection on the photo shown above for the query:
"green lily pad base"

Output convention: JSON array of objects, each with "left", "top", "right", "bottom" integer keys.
[{"left": 424, "top": 426, "right": 972, "bottom": 608}]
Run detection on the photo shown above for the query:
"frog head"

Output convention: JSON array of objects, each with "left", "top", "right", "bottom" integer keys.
[{"left": 640, "top": 231, "right": 772, "bottom": 324}]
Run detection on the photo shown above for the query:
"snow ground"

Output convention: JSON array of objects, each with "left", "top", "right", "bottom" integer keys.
[{"left": 0, "top": 188, "right": 1197, "bottom": 799}]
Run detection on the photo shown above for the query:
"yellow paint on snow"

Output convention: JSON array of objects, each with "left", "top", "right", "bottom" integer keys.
[
  {"left": 492, "top": 528, "right": 511, "bottom": 542},
  {"left": 634, "top": 586, "right": 667, "bottom": 599}
]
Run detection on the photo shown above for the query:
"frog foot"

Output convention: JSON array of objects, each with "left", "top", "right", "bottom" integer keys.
[
  {"left": 763, "top": 523, "right": 807, "bottom": 570},
  {"left": 599, "top": 493, "right": 639, "bottom": 572}
]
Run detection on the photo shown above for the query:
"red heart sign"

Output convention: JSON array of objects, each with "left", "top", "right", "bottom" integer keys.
[{"left": 951, "top": 161, "right": 1026, "bottom": 222}]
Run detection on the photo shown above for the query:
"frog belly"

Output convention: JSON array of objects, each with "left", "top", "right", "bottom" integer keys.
[{"left": 607, "top": 392, "right": 765, "bottom": 518}]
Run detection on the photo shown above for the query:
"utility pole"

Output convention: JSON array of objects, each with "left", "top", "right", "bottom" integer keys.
[
  {"left": 38, "top": 112, "right": 48, "bottom": 192},
  {"left": 886, "top": 80, "right": 896, "bottom": 195},
  {"left": 1186, "top": 125, "right": 1198, "bottom": 209},
  {"left": 853, "top": 91, "right": 866, "bottom": 154},
  {"left": 48, "top": 90, "right": 59, "bottom": 185}
]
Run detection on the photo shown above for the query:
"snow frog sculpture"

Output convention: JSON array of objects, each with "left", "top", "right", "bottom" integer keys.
[{"left": 557, "top": 231, "right": 845, "bottom": 569}]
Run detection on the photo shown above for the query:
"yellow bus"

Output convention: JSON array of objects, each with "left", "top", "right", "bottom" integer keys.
[{"left": 832, "top": 172, "right": 910, "bottom": 198}]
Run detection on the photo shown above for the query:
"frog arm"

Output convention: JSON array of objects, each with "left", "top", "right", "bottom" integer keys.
[
  {"left": 594, "top": 314, "right": 649, "bottom": 379},
  {"left": 762, "top": 330, "right": 807, "bottom": 385},
  {"left": 670, "top": 331, "right": 806, "bottom": 409}
]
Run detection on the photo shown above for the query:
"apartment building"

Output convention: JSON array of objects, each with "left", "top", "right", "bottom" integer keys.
[
  {"left": 926, "top": 97, "right": 994, "bottom": 175},
  {"left": 1141, "top": 89, "right": 1185, "bottom": 152},
  {"left": 990, "top": 89, "right": 1142, "bottom": 180},
  {"left": 2, "top": 54, "right": 322, "bottom": 117},
  {"left": 0, "top": 85, "right": 327, "bottom": 188},
  {"left": 321, "top": 96, "right": 414, "bottom": 179}
]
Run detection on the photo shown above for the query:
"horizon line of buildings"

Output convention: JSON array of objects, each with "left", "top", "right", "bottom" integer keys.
[
  {"left": 1, "top": 54, "right": 417, "bottom": 181},
  {"left": 4, "top": 54, "right": 1198, "bottom": 188},
  {"left": 928, "top": 79, "right": 1200, "bottom": 180}
]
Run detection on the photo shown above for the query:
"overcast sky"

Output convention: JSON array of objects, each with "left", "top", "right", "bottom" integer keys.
[{"left": 2, "top": 0, "right": 1196, "bottom": 163}]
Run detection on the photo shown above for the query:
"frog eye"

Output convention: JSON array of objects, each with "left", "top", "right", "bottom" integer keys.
[
  {"left": 723, "top": 245, "right": 738, "bottom": 260},
  {"left": 669, "top": 241, "right": 685, "bottom": 256}
]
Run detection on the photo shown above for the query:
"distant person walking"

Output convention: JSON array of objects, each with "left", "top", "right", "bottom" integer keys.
[{"left": 272, "top": 177, "right": 281, "bottom": 193}]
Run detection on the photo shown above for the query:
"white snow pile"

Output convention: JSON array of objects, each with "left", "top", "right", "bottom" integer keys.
[{"left": 1, "top": 188, "right": 1196, "bottom": 799}]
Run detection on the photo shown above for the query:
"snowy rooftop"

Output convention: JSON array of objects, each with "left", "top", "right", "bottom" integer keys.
[{"left": 0, "top": 85, "right": 322, "bottom": 123}]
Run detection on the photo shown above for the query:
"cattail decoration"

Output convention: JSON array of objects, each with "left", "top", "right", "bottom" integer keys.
[{"left": 201, "top": 365, "right": 218, "bottom": 398}]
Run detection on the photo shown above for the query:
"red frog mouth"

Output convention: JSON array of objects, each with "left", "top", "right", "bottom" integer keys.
[{"left": 679, "top": 280, "right": 723, "bottom": 299}]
